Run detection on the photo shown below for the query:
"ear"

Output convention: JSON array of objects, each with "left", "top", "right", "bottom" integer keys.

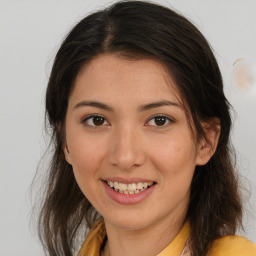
[
  {"left": 63, "top": 143, "right": 73, "bottom": 165},
  {"left": 196, "top": 118, "right": 221, "bottom": 166},
  {"left": 57, "top": 122, "right": 73, "bottom": 165}
]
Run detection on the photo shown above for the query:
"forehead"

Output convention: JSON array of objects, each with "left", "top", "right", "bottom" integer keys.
[{"left": 70, "top": 54, "right": 183, "bottom": 106}]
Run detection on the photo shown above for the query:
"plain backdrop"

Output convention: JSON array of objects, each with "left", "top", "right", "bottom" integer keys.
[{"left": 0, "top": 0, "right": 255, "bottom": 255}]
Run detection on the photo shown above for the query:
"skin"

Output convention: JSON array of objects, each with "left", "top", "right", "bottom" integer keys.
[{"left": 64, "top": 54, "right": 219, "bottom": 256}]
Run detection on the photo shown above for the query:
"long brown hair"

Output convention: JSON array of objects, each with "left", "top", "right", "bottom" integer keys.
[{"left": 38, "top": 1, "right": 243, "bottom": 255}]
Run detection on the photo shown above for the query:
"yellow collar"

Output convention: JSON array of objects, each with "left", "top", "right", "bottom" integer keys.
[{"left": 157, "top": 221, "right": 190, "bottom": 256}]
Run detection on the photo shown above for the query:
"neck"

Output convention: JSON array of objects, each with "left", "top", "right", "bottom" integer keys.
[{"left": 102, "top": 214, "right": 186, "bottom": 256}]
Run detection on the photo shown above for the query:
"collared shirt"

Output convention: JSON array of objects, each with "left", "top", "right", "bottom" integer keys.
[{"left": 79, "top": 218, "right": 256, "bottom": 256}]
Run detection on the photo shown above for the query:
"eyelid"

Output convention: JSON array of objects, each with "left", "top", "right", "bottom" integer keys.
[
  {"left": 81, "top": 113, "right": 174, "bottom": 128},
  {"left": 145, "top": 114, "right": 174, "bottom": 126},
  {"left": 81, "top": 114, "right": 110, "bottom": 128}
]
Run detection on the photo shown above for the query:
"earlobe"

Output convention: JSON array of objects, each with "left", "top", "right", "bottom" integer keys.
[{"left": 196, "top": 118, "right": 221, "bottom": 166}]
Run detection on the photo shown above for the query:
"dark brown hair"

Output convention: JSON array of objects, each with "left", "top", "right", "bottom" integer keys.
[{"left": 38, "top": 1, "right": 243, "bottom": 255}]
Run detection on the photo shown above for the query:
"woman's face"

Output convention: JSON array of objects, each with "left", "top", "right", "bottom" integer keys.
[{"left": 64, "top": 54, "right": 210, "bottom": 230}]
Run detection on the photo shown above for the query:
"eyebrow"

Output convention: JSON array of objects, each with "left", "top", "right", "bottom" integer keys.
[
  {"left": 73, "top": 100, "right": 181, "bottom": 112},
  {"left": 138, "top": 100, "right": 181, "bottom": 111},
  {"left": 73, "top": 101, "right": 114, "bottom": 111}
]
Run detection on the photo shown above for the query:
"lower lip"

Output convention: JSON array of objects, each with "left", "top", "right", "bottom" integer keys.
[{"left": 102, "top": 181, "right": 156, "bottom": 205}]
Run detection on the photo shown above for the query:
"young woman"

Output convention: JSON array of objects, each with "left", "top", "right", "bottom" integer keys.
[{"left": 38, "top": 1, "right": 256, "bottom": 255}]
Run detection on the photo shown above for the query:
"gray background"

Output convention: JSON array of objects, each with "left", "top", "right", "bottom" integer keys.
[{"left": 0, "top": 0, "right": 255, "bottom": 255}]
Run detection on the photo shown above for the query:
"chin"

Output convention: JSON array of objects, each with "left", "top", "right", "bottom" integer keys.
[{"left": 103, "top": 210, "right": 159, "bottom": 231}]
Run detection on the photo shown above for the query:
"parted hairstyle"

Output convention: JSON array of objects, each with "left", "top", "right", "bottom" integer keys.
[{"left": 39, "top": 1, "right": 243, "bottom": 256}]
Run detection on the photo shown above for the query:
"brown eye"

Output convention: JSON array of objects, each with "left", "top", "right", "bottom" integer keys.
[
  {"left": 92, "top": 116, "right": 105, "bottom": 126},
  {"left": 154, "top": 116, "right": 167, "bottom": 126},
  {"left": 83, "top": 115, "right": 109, "bottom": 127},
  {"left": 146, "top": 115, "right": 173, "bottom": 127}
]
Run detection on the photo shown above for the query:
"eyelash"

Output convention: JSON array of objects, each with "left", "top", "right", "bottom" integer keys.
[
  {"left": 82, "top": 114, "right": 109, "bottom": 128},
  {"left": 145, "top": 114, "right": 174, "bottom": 127},
  {"left": 81, "top": 114, "right": 174, "bottom": 128}
]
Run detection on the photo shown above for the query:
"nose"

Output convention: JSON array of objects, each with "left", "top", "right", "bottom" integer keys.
[{"left": 106, "top": 126, "right": 146, "bottom": 171}]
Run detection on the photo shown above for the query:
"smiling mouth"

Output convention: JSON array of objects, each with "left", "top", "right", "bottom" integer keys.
[{"left": 105, "top": 181, "right": 155, "bottom": 195}]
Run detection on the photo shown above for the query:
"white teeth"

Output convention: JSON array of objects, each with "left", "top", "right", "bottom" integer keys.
[
  {"left": 106, "top": 180, "right": 154, "bottom": 194},
  {"left": 119, "top": 183, "right": 127, "bottom": 190},
  {"left": 114, "top": 182, "right": 119, "bottom": 189},
  {"left": 128, "top": 183, "right": 136, "bottom": 191},
  {"left": 143, "top": 182, "right": 149, "bottom": 188},
  {"left": 137, "top": 182, "right": 143, "bottom": 190}
]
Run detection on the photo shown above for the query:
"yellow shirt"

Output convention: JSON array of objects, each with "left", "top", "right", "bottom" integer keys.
[{"left": 79, "top": 218, "right": 256, "bottom": 256}]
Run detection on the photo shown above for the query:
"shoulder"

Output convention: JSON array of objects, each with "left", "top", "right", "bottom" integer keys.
[{"left": 207, "top": 235, "right": 256, "bottom": 256}]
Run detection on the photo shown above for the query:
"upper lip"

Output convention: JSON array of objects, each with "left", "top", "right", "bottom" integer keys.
[{"left": 102, "top": 177, "right": 156, "bottom": 184}]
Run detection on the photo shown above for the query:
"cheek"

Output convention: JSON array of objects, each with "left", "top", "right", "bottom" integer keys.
[
  {"left": 67, "top": 132, "right": 108, "bottom": 188},
  {"left": 70, "top": 141, "right": 106, "bottom": 206},
  {"left": 68, "top": 126, "right": 106, "bottom": 164},
  {"left": 148, "top": 133, "right": 197, "bottom": 182}
]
